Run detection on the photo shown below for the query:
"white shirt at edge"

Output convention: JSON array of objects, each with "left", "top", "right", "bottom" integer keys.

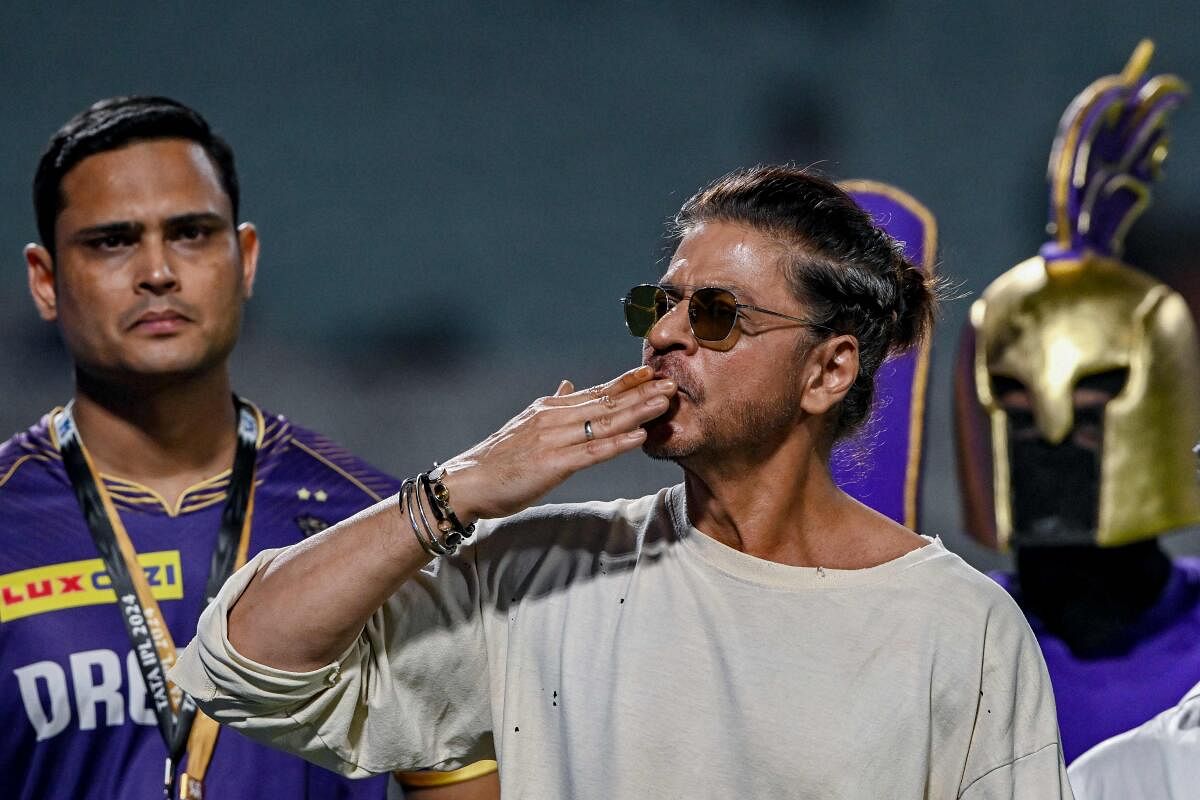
[{"left": 1068, "top": 680, "right": 1200, "bottom": 799}]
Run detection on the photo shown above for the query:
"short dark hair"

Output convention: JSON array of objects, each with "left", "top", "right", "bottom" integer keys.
[
  {"left": 33, "top": 95, "right": 239, "bottom": 256},
  {"left": 674, "top": 164, "right": 938, "bottom": 441}
]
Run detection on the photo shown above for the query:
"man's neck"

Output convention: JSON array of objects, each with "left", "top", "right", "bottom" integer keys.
[
  {"left": 680, "top": 431, "right": 924, "bottom": 569},
  {"left": 1015, "top": 539, "right": 1172, "bottom": 657},
  {"left": 70, "top": 367, "right": 240, "bottom": 508}
]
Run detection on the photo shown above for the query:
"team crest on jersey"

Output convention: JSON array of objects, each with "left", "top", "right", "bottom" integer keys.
[
  {"left": 295, "top": 514, "right": 330, "bottom": 537},
  {"left": 0, "top": 551, "right": 183, "bottom": 622}
]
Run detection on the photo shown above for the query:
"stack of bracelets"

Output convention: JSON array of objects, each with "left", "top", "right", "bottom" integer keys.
[{"left": 400, "top": 465, "right": 477, "bottom": 557}]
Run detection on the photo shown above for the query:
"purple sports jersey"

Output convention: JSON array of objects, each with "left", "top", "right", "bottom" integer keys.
[
  {"left": 993, "top": 559, "right": 1200, "bottom": 763},
  {"left": 0, "top": 404, "right": 398, "bottom": 800}
]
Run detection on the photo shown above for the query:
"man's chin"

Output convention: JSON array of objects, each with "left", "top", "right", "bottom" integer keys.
[
  {"left": 641, "top": 425, "right": 698, "bottom": 461},
  {"left": 86, "top": 351, "right": 229, "bottom": 390}
]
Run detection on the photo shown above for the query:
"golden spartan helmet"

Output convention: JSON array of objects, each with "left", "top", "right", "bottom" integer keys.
[{"left": 956, "top": 40, "right": 1200, "bottom": 550}]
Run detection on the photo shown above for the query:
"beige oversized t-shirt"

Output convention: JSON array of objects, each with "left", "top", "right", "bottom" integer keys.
[{"left": 172, "top": 486, "right": 1072, "bottom": 798}]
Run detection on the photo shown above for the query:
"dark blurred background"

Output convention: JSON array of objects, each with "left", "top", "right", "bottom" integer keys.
[{"left": 3, "top": 1, "right": 1198, "bottom": 571}]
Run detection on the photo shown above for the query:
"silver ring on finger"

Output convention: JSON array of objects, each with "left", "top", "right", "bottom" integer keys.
[{"left": 583, "top": 419, "right": 595, "bottom": 442}]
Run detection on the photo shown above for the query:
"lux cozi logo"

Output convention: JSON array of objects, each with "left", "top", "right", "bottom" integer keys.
[{"left": 0, "top": 551, "right": 183, "bottom": 622}]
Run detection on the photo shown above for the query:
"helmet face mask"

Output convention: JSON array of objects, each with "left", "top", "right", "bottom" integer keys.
[
  {"left": 1000, "top": 368, "right": 1125, "bottom": 548},
  {"left": 1008, "top": 428, "right": 1102, "bottom": 548}
]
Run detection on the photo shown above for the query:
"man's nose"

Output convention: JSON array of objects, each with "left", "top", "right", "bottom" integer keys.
[
  {"left": 646, "top": 300, "right": 697, "bottom": 354},
  {"left": 135, "top": 239, "right": 179, "bottom": 295}
]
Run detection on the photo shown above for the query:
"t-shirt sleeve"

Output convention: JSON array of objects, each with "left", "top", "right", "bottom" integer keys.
[
  {"left": 169, "top": 544, "right": 495, "bottom": 778},
  {"left": 956, "top": 599, "right": 1075, "bottom": 800}
]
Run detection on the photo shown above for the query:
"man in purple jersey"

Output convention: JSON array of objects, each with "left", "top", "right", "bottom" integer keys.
[
  {"left": 1, "top": 97, "right": 497, "bottom": 799},
  {"left": 954, "top": 43, "right": 1200, "bottom": 764}
]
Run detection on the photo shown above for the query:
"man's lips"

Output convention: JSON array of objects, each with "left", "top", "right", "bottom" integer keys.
[
  {"left": 130, "top": 310, "right": 190, "bottom": 333},
  {"left": 650, "top": 368, "right": 692, "bottom": 401},
  {"left": 645, "top": 372, "right": 687, "bottom": 427}
]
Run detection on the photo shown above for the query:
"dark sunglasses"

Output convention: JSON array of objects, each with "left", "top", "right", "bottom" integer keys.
[{"left": 621, "top": 283, "right": 814, "bottom": 342}]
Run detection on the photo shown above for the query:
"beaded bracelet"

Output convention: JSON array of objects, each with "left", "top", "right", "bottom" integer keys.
[
  {"left": 399, "top": 470, "right": 476, "bottom": 558},
  {"left": 426, "top": 465, "right": 476, "bottom": 537}
]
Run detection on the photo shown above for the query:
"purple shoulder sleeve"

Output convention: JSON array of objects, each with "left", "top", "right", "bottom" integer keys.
[{"left": 255, "top": 410, "right": 402, "bottom": 506}]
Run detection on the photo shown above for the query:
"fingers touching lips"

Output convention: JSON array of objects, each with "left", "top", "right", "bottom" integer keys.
[{"left": 647, "top": 356, "right": 698, "bottom": 402}]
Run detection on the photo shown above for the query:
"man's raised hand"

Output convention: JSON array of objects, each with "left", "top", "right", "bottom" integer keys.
[{"left": 432, "top": 365, "right": 676, "bottom": 523}]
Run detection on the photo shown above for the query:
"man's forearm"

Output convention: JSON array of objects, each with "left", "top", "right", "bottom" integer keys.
[
  {"left": 227, "top": 495, "right": 429, "bottom": 671},
  {"left": 224, "top": 367, "right": 674, "bottom": 672}
]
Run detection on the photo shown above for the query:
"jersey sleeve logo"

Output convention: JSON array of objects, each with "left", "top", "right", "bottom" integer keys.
[
  {"left": 294, "top": 514, "right": 331, "bottom": 537},
  {"left": 0, "top": 551, "right": 183, "bottom": 622}
]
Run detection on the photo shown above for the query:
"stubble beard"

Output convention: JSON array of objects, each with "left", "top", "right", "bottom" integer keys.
[{"left": 642, "top": 382, "right": 799, "bottom": 467}]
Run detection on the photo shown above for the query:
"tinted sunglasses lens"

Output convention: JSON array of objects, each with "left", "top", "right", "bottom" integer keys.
[
  {"left": 690, "top": 288, "right": 739, "bottom": 341},
  {"left": 624, "top": 284, "right": 666, "bottom": 337}
]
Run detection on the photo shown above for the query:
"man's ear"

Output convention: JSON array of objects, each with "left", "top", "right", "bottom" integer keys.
[
  {"left": 237, "top": 222, "right": 260, "bottom": 299},
  {"left": 26, "top": 243, "right": 58, "bottom": 322},
  {"left": 799, "top": 334, "right": 859, "bottom": 415}
]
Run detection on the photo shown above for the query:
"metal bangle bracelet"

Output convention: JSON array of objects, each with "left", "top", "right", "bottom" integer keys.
[
  {"left": 400, "top": 480, "right": 431, "bottom": 555},
  {"left": 402, "top": 478, "right": 450, "bottom": 557}
]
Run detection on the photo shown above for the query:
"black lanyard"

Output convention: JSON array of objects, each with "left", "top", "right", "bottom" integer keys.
[{"left": 54, "top": 396, "right": 260, "bottom": 799}]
